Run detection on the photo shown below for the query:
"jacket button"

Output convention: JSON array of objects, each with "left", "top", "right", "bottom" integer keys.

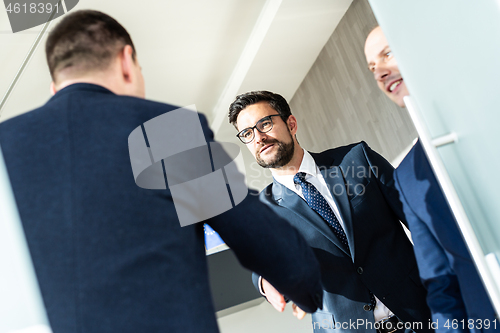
[
  {"left": 357, "top": 267, "right": 363, "bottom": 274},
  {"left": 363, "top": 304, "right": 372, "bottom": 311}
]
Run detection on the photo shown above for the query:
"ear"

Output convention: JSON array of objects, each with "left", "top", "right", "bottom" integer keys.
[
  {"left": 50, "top": 81, "right": 57, "bottom": 96},
  {"left": 119, "top": 45, "right": 136, "bottom": 83},
  {"left": 287, "top": 115, "right": 298, "bottom": 135}
]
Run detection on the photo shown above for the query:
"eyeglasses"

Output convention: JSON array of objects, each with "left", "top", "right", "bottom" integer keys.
[{"left": 236, "top": 114, "right": 281, "bottom": 144}]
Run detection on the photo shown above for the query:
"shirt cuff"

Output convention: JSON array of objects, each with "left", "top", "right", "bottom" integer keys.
[{"left": 258, "top": 276, "right": 266, "bottom": 296}]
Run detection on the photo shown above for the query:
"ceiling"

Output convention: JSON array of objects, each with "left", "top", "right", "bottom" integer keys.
[
  {"left": 0, "top": 0, "right": 352, "bottom": 136},
  {"left": 0, "top": 0, "right": 353, "bottom": 193}
]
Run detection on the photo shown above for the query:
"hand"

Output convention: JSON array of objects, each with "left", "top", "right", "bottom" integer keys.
[
  {"left": 292, "top": 303, "right": 307, "bottom": 320},
  {"left": 262, "top": 278, "right": 287, "bottom": 312}
]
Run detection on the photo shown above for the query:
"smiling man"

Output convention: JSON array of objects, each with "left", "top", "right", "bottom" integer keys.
[
  {"left": 364, "top": 27, "right": 408, "bottom": 108},
  {"left": 229, "top": 91, "right": 432, "bottom": 333},
  {"left": 364, "top": 26, "right": 499, "bottom": 332}
]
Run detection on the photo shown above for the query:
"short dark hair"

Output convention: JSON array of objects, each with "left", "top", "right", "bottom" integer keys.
[
  {"left": 46, "top": 10, "right": 136, "bottom": 81},
  {"left": 228, "top": 91, "right": 292, "bottom": 128}
]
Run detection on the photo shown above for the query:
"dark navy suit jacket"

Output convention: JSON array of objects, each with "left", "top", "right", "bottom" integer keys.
[
  {"left": 0, "top": 83, "right": 323, "bottom": 333},
  {"left": 257, "top": 142, "right": 432, "bottom": 332},
  {"left": 394, "top": 140, "right": 498, "bottom": 332}
]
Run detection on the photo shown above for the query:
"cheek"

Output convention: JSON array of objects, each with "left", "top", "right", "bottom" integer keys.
[
  {"left": 388, "top": 59, "right": 399, "bottom": 69},
  {"left": 400, "top": 82, "right": 409, "bottom": 95}
]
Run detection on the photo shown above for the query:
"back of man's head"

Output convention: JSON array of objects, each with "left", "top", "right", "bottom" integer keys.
[{"left": 46, "top": 10, "right": 136, "bottom": 83}]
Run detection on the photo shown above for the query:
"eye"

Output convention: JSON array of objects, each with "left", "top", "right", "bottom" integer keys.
[
  {"left": 384, "top": 51, "right": 393, "bottom": 60},
  {"left": 368, "top": 65, "right": 375, "bottom": 73},
  {"left": 241, "top": 130, "right": 253, "bottom": 139},
  {"left": 260, "top": 119, "right": 272, "bottom": 130}
]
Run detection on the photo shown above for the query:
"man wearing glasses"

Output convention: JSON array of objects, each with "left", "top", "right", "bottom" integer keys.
[{"left": 228, "top": 91, "right": 432, "bottom": 333}]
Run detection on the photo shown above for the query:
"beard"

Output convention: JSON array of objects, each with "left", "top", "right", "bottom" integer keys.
[{"left": 256, "top": 135, "right": 295, "bottom": 169}]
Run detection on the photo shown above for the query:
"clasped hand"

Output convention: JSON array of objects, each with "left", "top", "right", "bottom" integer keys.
[{"left": 261, "top": 278, "right": 307, "bottom": 320}]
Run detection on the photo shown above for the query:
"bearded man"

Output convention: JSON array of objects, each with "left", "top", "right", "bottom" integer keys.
[{"left": 228, "top": 91, "right": 432, "bottom": 333}]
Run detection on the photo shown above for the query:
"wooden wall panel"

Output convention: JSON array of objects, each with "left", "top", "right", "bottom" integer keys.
[{"left": 290, "top": 0, "right": 417, "bottom": 162}]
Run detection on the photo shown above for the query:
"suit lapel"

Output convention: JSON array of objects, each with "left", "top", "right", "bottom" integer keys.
[
  {"left": 271, "top": 179, "right": 351, "bottom": 257},
  {"left": 319, "top": 166, "right": 355, "bottom": 259}
]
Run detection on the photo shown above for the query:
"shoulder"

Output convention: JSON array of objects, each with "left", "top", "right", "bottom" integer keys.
[
  {"left": 116, "top": 97, "right": 213, "bottom": 140},
  {"left": 395, "top": 140, "right": 432, "bottom": 180},
  {"left": 310, "top": 141, "right": 371, "bottom": 168},
  {"left": 396, "top": 140, "right": 437, "bottom": 190},
  {"left": 312, "top": 141, "right": 366, "bottom": 158},
  {"left": 0, "top": 104, "right": 46, "bottom": 141},
  {"left": 259, "top": 183, "right": 276, "bottom": 203},
  {"left": 396, "top": 140, "right": 421, "bottom": 167}
]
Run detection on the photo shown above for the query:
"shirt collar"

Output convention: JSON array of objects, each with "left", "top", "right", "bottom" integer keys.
[{"left": 272, "top": 149, "right": 318, "bottom": 188}]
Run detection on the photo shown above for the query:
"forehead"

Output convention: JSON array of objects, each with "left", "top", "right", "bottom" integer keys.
[
  {"left": 364, "top": 27, "right": 389, "bottom": 63},
  {"left": 236, "top": 101, "right": 277, "bottom": 128}
]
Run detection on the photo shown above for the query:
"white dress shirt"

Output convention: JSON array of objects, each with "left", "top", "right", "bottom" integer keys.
[{"left": 267, "top": 149, "right": 393, "bottom": 322}]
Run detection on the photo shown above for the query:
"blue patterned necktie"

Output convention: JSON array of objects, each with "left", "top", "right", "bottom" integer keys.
[{"left": 293, "top": 172, "right": 349, "bottom": 251}]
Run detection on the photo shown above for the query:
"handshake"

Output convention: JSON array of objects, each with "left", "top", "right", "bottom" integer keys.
[{"left": 260, "top": 277, "right": 317, "bottom": 320}]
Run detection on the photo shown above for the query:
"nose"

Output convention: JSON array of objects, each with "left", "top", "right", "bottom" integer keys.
[
  {"left": 374, "top": 64, "right": 390, "bottom": 82},
  {"left": 254, "top": 128, "right": 268, "bottom": 144}
]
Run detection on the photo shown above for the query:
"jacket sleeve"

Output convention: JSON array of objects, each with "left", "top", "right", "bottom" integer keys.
[
  {"left": 208, "top": 191, "right": 322, "bottom": 313},
  {"left": 395, "top": 170, "right": 469, "bottom": 332}
]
